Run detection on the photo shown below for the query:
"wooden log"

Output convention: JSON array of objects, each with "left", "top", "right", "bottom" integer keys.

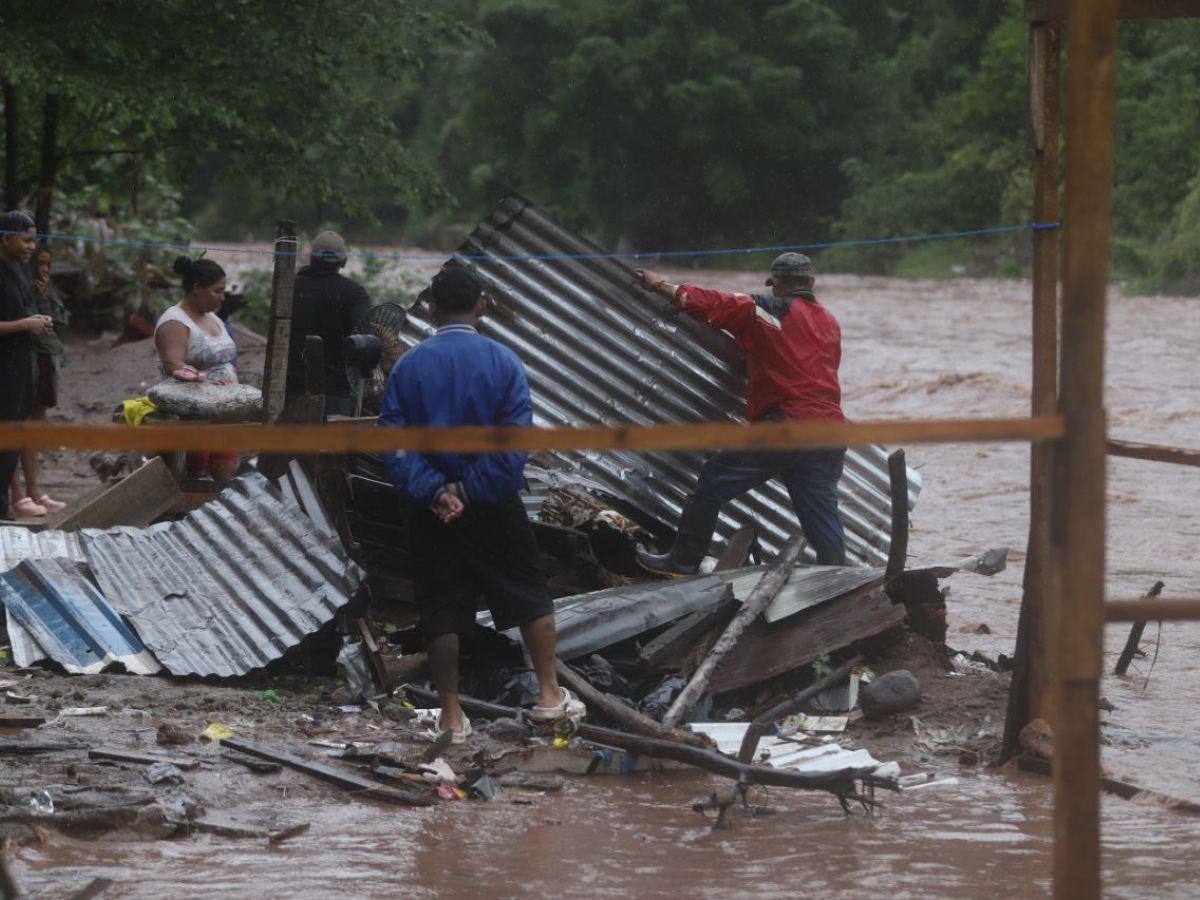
[
  {"left": 1113, "top": 581, "right": 1165, "bottom": 675},
  {"left": 1005, "top": 16, "right": 1062, "bottom": 763},
  {"left": 553, "top": 658, "right": 710, "bottom": 748},
  {"left": 88, "top": 747, "right": 199, "bottom": 771},
  {"left": 662, "top": 536, "right": 805, "bottom": 727},
  {"left": 402, "top": 685, "right": 887, "bottom": 797},
  {"left": 45, "top": 457, "right": 181, "bottom": 530},
  {"left": 219, "top": 737, "right": 436, "bottom": 806},
  {"left": 1106, "top": 439, "right": 1200, "bottom": 468},
  {"left": 0, "top": 415, "right": 1067, "bottom": 456},
  {"left": 736, "top": 656, "right": 863, "bottom": 764},
  {"left": 260, "top": 219, "right": 299, "bottom": 425},
  {"left": 885, "top": 450, "right": 909, "bottom": 580},
  {"left": 1053, "top": 0, "right": 1117, "bottom": 893},
  {"left": 1018, "top": 756, "right": 1200, "bottom": 815}
]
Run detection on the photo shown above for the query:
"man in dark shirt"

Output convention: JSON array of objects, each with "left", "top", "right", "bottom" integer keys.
[
  {"left": 286, "top": 231, "right": 370, "bottom": 416},
  {"left": 0, "top": 211, "right": 52, "bottom": 518},
  {"left": 634, "top": 253, "right": 848, "bottom": 575},
  {"left": 379, "top": 266, "right": 584, "bottom": 742}
]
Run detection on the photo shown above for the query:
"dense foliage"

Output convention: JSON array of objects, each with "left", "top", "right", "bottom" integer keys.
[{"left": 3, "top": 1, "right": 1199, "bottom": 289}]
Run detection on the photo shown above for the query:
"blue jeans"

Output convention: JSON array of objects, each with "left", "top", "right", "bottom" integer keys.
[{"left": 675, "top": 448, "right": 847, "bottom": 566}]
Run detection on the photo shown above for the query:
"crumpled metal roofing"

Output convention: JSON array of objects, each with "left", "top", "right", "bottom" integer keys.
[
  {"left": 398, "top": 197, "right": 920, "bottom": 565},
  {"left": 0, "top": 558, "right": 160, "bottom": 675},
  {"left": 0, "top": 527, "right": 86, "bottom": 574},
  {"left": 79, "top": 473, "right": 365, "bottom": 678}
]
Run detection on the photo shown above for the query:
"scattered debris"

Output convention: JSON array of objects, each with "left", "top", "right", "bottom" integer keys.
[
  {"left": 200, "top": 723, "right": 235, "bottom": 743},
  {"left": 145, "top": 762, "right": 186, "bottom": 786},
  {"left": 88, "top": 748, "right": 199, "bottom": 771}
]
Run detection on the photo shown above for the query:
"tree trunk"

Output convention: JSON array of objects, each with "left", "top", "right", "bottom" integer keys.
[
  {"left": 35, "top": 93, "right": 60, "bottom": 235},
  {"left": 2, "top": 81, "right": 19, "bottom": 210}
]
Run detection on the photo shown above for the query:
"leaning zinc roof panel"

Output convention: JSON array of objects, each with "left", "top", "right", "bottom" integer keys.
[
  {"left": 398, "top": 198, "right": 919, "bottom": 565},
  {"left": 80, "top": 473, "right": 364, "bottom": 678}
]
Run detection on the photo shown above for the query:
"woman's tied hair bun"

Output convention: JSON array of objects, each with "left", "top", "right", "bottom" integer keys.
[{"left": 173, "top": 254, "right": 226, "bottom": 293}]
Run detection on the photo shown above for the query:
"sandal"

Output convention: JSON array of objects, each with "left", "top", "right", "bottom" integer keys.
[
  {"left": 529, "top": 687, "right": 586, "bottom": 723},
  {"left": 437, "top": 713, "right": 472, "bottom": 745},
  {"left": 12, "top": 497, "right": 47, "bottom": 518},
  {"left": 37, "top": 495, "right": 66, "bottom": 513}
]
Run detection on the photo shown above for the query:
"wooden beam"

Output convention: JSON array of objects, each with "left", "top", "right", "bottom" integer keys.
[
  {"left": 1027, "top": 0, "right": 1200, "bottom": 21},
  {"left": 885, "top": 450, "right": 909, "bottom": 580},
  {"left": 44, "top": 456, "right": 181, "bottom": 530},
  {"left": 1107, "top": 439, "right": 1200, "bottom": 467},
  {"left": 1053, "top": 0, "right": 1117, "bottom": 893},
  {"left": 0, "top": 415, "right": 1067, "bottom": 456},
  {"left": 1113, "top": 581, "right": 1164, "bottom": 674},
  {"left": 1106, "top": 598, "right": 1200, "bottom": 621},
  {"left": 1005, "top": 17, "right": 1062, "bottom": 763},
  {"left": 260, "top": 219, "right": 298, "bottom": 424}
]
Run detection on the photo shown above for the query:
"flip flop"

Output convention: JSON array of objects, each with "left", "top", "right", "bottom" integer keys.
[{"left": 436, "top": 713, "right": 472, "bottom": 745}]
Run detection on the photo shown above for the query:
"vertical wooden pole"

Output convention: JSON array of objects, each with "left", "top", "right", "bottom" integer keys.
[
  {"left": 1054, "top": 0, "right": 1116, "bottom": 895},
  {"left": 261, "top": 219, "right": 298, "bottom": 424},
  {"left": 1004, "top": 18, "right": 1062, "bottom": 760}
]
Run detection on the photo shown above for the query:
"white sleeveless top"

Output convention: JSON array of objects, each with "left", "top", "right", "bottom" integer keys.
[{"left": 155, "top": 304, "right": 238, "bottom": 384}]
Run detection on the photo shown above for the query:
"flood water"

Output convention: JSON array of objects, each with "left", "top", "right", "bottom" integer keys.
[{"left": 12, "top": 272, "right": 1200, "bottom": 896}]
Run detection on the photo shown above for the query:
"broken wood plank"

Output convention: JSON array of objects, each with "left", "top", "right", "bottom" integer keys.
[
  {"left": 1114, "top": 581, "right": 1165, "bottom": 676},
  {"left": 268, "top": 822, "right": 310, "bottom": 844},
  {"left": 0, "top": 740, "right": 84, "bottom": 754},
  {"left": 710, "top": 585, "right": 904, "bottom": 695},
  {"left": 88, "top": 747, "right": 200, "bottom": 771},
  {"left": 554, "top": 658, "right": 710, "bottom": 748},
  {"left": 636, "top": 589, "right": 737, "bottom": 671},
  {"left": 403, "top": 685, "right": 890, "bottom": 797},
  {"left": 356, "top": 618, "right": 391, "bottom": 693},
  {"left": 219, "top": 737, "right": 436, "bottom": 806},
  {"left": 885, "top": 450, "right": 909, "bottom": 580},
  {"left": 714, "top": 526, "right": 757, "bottom": 571},
  {"left": 0, "top": 715, "right": 45, "bottom": 728},
  {"left": 222, "top": 750, "right": 282, "bottom": 774},
  {"left": 663, "top": 535, "right": 805, "bottom": 727},
  {"left": 46, "top": 457, "right": 182, "bottom": 530}
]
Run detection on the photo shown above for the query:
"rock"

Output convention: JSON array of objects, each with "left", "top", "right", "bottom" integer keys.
[
  {"left": 155, "top": 722, "right": 192, "bottom": 746},
  {"left": 145, "top": 762, "right": 186, "bottom": 786},
  {"left": 1019, "top": 717, "right": 1054, "bottom": 761},
  {"left": 147, "top": 380, "right": 262, "bottom": 422},
  {"left": 859, "top": 669, "right": 922, "bottom": 720}
]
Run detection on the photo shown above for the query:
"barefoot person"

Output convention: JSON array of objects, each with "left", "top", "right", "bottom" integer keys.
[
  {"left": 8, "top": 242, "right": 70, "bottom": 517},
  {"left": 0, "top": 211, "right": 52, "bottom": 520},
  {"left": 154, "top": 255, "right": 239, "bottom": 483},
  {"left": 379, "top": 266, "right": 583, "bottom": 742},
  {"left": 633, "top": 253, "right": 848, "bottom": 574}
]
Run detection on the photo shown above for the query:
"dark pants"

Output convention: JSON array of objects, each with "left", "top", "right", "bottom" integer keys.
[
  {"left": 409, "top": 492, "right": 554, "bottom": 640},
  {"left": 675, "top": 448, "right": 847, "bottom": 566}
]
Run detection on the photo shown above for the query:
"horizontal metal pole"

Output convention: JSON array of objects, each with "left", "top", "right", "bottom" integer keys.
[
  {"left": 1106, "top": 599, "right": 1200, "bottom": 622},
  {"left": 1107, "top": 439, "right": 1200, "bottom": 468},
  {"left": 0, "top": 416, "right": 1066, "bottom": 455},
  {"left": 1027, "top": 0, "right": 1200, "bottom": 21}
]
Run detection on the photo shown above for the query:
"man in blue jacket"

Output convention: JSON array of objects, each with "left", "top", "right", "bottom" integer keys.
[{"left": 380, "top": 266, "right": 583, "bottom": 742}]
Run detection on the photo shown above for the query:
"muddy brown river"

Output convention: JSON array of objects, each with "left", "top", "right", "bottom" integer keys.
[{"left": 12, "top": 271, "right": 1200, "bottom": 896}]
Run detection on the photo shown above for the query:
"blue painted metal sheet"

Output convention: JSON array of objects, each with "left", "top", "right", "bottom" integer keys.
[{"left": 0, "top": 557, "right": 161, "bottom": 675}]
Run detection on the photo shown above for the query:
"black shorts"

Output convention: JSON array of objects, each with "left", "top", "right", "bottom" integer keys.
[{"left": 409, "top": 492, "right": 553, "bottom": 640}]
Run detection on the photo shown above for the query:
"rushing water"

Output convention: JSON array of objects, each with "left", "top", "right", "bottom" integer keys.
[{"left": 13, "top": 272, "right": 1200, "bottom": 896}]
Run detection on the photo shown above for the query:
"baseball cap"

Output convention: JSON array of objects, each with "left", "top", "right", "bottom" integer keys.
[{"left": 311, "top": 230, "right": 348, "bottom": 262}]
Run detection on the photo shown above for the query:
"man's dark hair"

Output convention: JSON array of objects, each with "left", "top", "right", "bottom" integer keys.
[
  {"left": 430, "top": 266, "right": 482, "bottom": 315},
  {"left": 173, "top": 255, "right": 226, "bottom": 292},
  {"left": 0, "top": 210, "right": 36, "bottom": 235}
]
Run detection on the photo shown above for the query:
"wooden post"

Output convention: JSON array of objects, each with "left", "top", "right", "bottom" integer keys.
[
  {"left": 1053, "top": 0, "right": 1117, "bottom": 894},
  {"left": 885, "top": 450, "right": 909, "bottom": 580},
  {"left": 1004, "top": 17, "right": 1062, "bottom": 761},
  {"left": 261, "top": 219, "right": 298, "bottom": 424}
]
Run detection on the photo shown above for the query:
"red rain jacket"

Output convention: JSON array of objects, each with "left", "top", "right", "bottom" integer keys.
[{"left": 674, "top": 283, "right": 844, "bottom": 423}]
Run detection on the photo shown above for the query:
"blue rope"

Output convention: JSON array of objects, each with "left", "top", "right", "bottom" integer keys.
[{"left": 8, "top": 221, "right": 1060, "bottom": 264}]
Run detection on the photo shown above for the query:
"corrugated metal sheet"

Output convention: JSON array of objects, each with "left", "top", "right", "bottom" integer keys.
[
  {"left": 79, "top": 473, "right": 365, "bottom": 678},
  {"left": 397, "top": 197, "right": 920, "bottom": 566},
  {"left": 0, "top": 558, "right": 160, "bottom": 675},
  {"left": 0, "top": 527, "right": 86, "bottom": 574},
  {"left": 689, "top": 722, "right": 889, "bottom": 776}
]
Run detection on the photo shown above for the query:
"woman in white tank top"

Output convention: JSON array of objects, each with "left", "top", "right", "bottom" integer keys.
[{"left": 154, "top": 255, "right": 240, "bottom": 481}]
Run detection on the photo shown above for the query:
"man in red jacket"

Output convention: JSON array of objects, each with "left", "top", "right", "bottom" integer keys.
[{"left": 634, "top": 253, "right": 847, "bottom": 575}]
